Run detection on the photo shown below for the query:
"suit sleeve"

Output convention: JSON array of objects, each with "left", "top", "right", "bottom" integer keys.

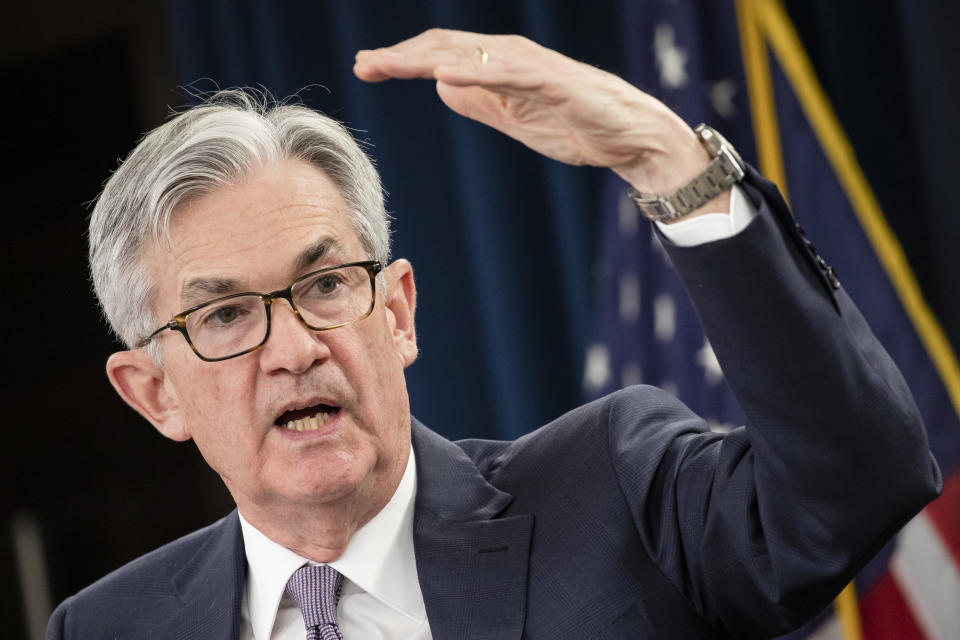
[
  {"left": 45, "top": 598, "right": 67, "bottom": 640},
  {"left": 608, "top": 166, "right": 941, "bottom": 638}
]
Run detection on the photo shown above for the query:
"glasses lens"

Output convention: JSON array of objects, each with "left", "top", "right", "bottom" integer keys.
[
  {"left": 293, "top": 265, "right": 374, "bottom": 329},
  {"left": 185, "top": 295, "right": 267, "bottom": 360}
]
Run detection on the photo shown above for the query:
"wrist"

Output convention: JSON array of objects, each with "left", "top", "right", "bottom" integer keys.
[
  {"left": 625, "top": 124, "right": 745, "bottom": 223},
  {"left": 612, "top": 113, "right": 712, "bottom": 194}
]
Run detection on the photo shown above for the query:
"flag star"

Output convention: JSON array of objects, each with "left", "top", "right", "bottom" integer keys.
[
  {"left": 653, "top": 24, "right": 688, "bottom": 89},
  {"left": 618, "top": 190, "right": 640, "bottom": 237},
  {"left": 660, "top": 380, "right": 679, "bottom": 396},
  {"left": 619, "top": 272, "right": 641, "bottom": 323},
  {"left": 710, "top": 79, "right": 737, "bottom": 118},
  {"left": 696, "top": 339, "right": 724, "bottom": 384},
  {"left": 583, "top": 343, "right": 612, "bottom": 392},
  {"left": 653, "top": 294, "right": 676, "bottom": 342}
]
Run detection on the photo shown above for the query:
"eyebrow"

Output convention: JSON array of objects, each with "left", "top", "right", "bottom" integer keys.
[
  {"left": 181, "top": 277, "right": 246, "bottom": 308},
  {"left": 178, "top": 237, "right": 346, "bottom": 309},
  {"left": 293, "top": 237, "right": 344, "bottom": 272}
]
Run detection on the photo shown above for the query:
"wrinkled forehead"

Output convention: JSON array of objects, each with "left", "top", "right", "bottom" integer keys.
[{"left": 145, "top": 159, "right": 365, "bottom": 307}]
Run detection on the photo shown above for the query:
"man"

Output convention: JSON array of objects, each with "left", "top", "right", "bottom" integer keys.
[{"left": 48, "top": 29, "right": 939, "bottom": 639}]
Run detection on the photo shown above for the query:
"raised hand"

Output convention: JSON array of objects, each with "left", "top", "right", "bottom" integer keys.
[{"left": 354, "top": 28, "right": 713, "bottom": 197}]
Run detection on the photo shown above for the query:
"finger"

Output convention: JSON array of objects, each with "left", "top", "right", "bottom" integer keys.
[
  {"left": 356, "top": 48, "right": 548, "bottom": 102},
  {"left": 354, "top": 28, "right": 475, "bottom": 82},
  {"left": 355, "top": 47, "right": 457, "bottom": 82},
  {"left": 371, "top": 28, "right": 482, "bottom": 60},
  {"left": 352, "top": 56, "right": 391, "bottom": 83},
  {"left": 434, "top": 62, "right": 544, "bottom": 97},
  {"left": 355, "top": 29, "right": 539, "bottom": 84}
]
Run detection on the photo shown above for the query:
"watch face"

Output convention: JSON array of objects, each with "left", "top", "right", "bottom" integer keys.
[
  {"left": 697, "top": 124, "right": 744, "bottom": 171},
  {"left": 696, "top": 125, "right": 721, "bottom": 155}
]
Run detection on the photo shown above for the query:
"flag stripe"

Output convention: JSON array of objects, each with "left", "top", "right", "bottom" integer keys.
[
  {"left": 755, "top": 0, "right": 960, "bottom": 420},
  {"left": 924, "top": 470, "right": 960, "bottom": 569},
  {"left": 806, "top": 615, "right": 845, "bottom": 640},
  {"left": 890, "top": 512, "right": 960, "bottom": 639},
  {"left": 860, "top": 572, "right": 926, "bottom": 639}
]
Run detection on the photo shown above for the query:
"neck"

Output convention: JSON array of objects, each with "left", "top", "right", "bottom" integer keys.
[{"left": 233, "top": 457, "right": 407, "bottom": 563}]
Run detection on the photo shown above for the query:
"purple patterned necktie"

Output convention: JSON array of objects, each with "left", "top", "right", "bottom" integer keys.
[{"left": 285, "top": 565, "right": 345, "bottom": 640}]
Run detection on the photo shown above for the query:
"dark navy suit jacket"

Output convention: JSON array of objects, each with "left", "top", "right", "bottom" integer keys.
[{"left": 47, "top": 171, "right": 941, "bottom": 639}]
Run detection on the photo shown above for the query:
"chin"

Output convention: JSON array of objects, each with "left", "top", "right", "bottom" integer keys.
[{"left": 288, "top": 454, "right": 376, "bottom": 503}]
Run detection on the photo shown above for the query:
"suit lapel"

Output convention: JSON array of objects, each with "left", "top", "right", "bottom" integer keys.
[
  {"left": 145, "top": 423, "right": 532, "bottom": 640},
  {"left": 411, "top": 420, "right": 534, "bottom": 640},
  {"left": 155, "top": 510, "right": 246, "bottom": 640}
]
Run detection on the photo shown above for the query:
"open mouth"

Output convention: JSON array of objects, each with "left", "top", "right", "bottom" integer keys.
[{"left": 274, "top": 404, "right": 340, "bottom": 432}]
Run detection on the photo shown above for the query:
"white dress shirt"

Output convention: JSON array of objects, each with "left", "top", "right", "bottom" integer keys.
[
  {"left": 239, "top": 447, "right": 431, "bottom": 639},
  {"left": 654, "top": 184, "right": 755, "bottom": 246},
  {"left": 237, "top": 184, "right": 756, "bottom": 640}
]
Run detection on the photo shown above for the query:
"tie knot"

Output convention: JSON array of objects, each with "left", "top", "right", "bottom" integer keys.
[{"left": 285, "top": 565, "right": 344, "bottom": 635}]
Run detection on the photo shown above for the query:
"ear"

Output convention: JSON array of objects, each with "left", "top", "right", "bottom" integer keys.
[
  {"left": 106, "top": 349, "right": 191, "bottom": 442},
  {"left": 383, "top": 259, "right": 418, "bottom": 368}
]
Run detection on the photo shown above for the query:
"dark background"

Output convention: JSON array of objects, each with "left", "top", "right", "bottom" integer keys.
[{"left": 3, "top": 1, "right": 958, "bottom": 636}]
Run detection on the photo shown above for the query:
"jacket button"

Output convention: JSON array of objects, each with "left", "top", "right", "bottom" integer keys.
[{"left": 827, "top": 266, "right": 840, "bottom": 289}]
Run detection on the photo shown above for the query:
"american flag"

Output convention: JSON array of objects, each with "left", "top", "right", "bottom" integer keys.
[{"left": 584, "top": 1, "right": 960, "bottom": 638}]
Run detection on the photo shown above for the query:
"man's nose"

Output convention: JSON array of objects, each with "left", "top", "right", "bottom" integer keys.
[{"left": 257, "top": 300, "right": 329, "bottom": 374}]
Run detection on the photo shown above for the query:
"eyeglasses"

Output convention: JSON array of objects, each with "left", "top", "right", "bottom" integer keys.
[{"left": 139, "top": 261, "right": 382, "bottom": 362}]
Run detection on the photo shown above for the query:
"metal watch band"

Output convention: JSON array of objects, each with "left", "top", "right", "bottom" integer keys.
[{"left": 628, "top": 124, "right": 746, "bottom": 222}]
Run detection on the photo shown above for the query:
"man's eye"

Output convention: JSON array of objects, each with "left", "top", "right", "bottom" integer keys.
[
  {"left": 205, "top": 305, "right": 244, "bottom": 325},
  {"left": 312, "top": 274, "right": 342, "bottom": 295}
]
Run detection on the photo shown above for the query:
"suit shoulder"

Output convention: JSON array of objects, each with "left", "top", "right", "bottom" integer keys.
[
  {"left": 458, "top": 386, "right": 702, "bottom": 474},
  {"left": 518, "top": 385, "right": 700, "bottom": 450},
  {"left": 48, "top": 512, "right": 238, "bottom": 633},
  {"left": 81, "top": 514, "right": 230, "bottom": 592}
]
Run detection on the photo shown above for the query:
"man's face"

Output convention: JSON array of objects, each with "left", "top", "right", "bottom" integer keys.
[{"left": 135, "top": 159, "right": 416, "bottom": 522}]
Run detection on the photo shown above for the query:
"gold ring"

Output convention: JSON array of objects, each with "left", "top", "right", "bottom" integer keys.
[{"left": 476, "top": 46, "right": 489, "bottom": 65}]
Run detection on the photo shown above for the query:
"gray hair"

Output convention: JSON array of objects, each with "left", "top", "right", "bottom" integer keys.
[{"left": 88, "top": 89, "right": 390, "bottom": 357}]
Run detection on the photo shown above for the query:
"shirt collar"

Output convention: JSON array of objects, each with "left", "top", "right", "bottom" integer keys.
[{"left": 239, "top": 446, "right": 423, "bottom": 639}]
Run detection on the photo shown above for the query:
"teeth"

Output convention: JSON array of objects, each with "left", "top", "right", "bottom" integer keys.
[{"left": 283, "top": 411, "right": 332, "bottom": 431}]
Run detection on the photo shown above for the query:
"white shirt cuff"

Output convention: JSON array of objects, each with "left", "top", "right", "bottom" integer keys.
[{"left": 654, "top": 185, "right": 756, "bottom": 247}]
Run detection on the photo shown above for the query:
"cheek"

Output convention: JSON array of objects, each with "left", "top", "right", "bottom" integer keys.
[
  {"left": 354, "top": 331, "right": 406, "bottom": 399},
  {"left": 338, "top": 324, "right": 410, "bottom": 428},
  {"left": 182, "top": 375, "right": 263, "bottom": 482},
  {"left": 184, "top": 368, "right": 247, "bottom": 412},
  {"left": 173, "top": 362, "right": 260, "bottom": 443}
]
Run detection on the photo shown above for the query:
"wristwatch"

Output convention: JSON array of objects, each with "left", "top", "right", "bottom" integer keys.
[{"left": 628, "top": 124, "right": 746, "bottom": 222}]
